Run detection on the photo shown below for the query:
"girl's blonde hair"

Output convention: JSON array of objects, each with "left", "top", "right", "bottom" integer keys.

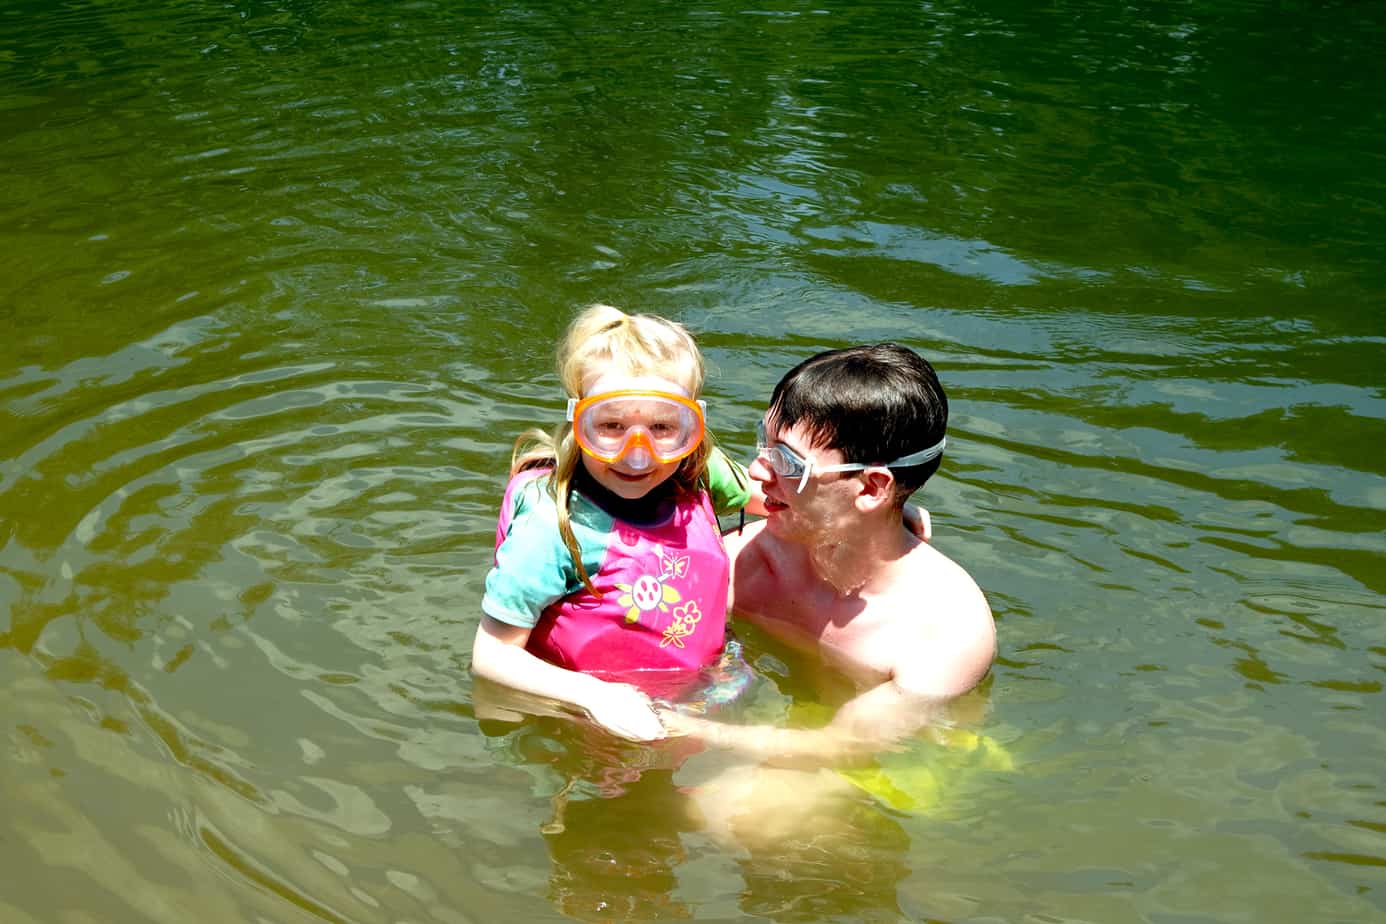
[{"left": 511, "top": 304, "right": 712, "bottom": 592}]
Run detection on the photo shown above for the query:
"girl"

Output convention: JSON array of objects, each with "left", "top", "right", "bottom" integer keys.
[{"left": 472, "top": 304, "right": 753, "bottom": 742}]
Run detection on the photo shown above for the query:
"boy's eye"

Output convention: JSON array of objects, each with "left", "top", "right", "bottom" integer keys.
[
  {"left": 595, "top": 419, "right": 626, "bottom": 434},
  {"left": 775, "top": 449, "right": 801, "bottom": 474}
]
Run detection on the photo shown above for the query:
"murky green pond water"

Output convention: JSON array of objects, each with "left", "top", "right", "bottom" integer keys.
[{"left": 3, "top": 1, "right": 1384, "bottom": 921}]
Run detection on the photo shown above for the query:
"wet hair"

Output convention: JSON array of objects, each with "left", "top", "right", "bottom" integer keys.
[
  {"left": 511, "top": 304, "right": 712, "bottom": 591},
  {"left": 766, "top": 343, "right": 947, "bottom": 507}
]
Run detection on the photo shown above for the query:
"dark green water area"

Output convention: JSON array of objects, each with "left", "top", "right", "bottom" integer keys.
[{"left": 2, "top": 1, "right": 1384, "bottom": 921}]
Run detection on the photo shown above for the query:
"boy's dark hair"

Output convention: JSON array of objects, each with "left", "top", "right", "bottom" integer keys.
[{"left": 767, "top": 343, "right": 948, "bottom": 506}]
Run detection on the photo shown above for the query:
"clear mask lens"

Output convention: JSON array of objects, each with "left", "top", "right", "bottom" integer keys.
[{"left": 569, "top": 391, "right": 706, "bottom": 464}]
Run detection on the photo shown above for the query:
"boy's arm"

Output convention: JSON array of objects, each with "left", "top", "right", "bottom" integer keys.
[
  {"left": 665, "top": 571, "right": 993, "bottom": 762},
  {"left": 663, "top": 685, "right": 943, "bottom": 766}
]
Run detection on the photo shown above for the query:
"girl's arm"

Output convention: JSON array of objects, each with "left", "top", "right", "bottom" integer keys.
[{"left": 470, "top": 615, "right": 666, "bottom": 741}]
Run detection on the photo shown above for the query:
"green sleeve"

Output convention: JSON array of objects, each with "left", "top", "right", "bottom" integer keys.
[{"left": 704, "top": 445, "right": 752, "bottom": 516}]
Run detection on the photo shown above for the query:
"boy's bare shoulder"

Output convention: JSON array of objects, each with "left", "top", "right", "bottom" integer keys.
[
  {"left": 901, "top": 538, "right": 987, "bottom": 604},
  {"left": 889, "top": 540, "right": 995, "bottom": 696}
]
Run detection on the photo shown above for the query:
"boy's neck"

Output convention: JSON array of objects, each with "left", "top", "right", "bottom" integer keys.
[{"left": 803, "top": 514, "right": 916, "bottom": 598}]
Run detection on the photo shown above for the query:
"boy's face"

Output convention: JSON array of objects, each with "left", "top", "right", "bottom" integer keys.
[{"left": 750, "top": 418, "right": 861, "bottom": 540}]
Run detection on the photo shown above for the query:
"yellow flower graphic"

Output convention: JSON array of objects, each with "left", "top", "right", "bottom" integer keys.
[
  {"left": 660, "top": 601, "right": 702, "bottom": 648},
  {"left": 615, "top": 573, "right": 682, "bottom": 624}
]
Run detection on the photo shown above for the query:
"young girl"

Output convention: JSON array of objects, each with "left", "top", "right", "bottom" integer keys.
[{"left": 472, "top": 304, "right": 753, "bottom": 742}]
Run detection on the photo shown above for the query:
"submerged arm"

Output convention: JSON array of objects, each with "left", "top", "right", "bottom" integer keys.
[{"left": 662, "top": 677, "right": 951, "bottom": 767}]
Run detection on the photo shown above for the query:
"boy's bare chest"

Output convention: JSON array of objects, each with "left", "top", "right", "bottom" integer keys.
[{"left": 737, "top": 569, "right": 900, "bottom": 682}]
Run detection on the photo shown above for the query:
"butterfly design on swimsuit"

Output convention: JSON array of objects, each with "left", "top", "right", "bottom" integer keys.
[{"left": 659, "top": 550, "right": 690, "bottom": 581}]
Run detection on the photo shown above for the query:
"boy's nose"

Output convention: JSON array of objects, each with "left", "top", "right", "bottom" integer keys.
[{"left": 747, "top": 454, "right": 775, "bottom": 484}]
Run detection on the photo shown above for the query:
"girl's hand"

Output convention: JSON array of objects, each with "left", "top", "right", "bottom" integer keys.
[
  {"left": 472, "top": 617, "right": 664, "bottom": 741},
  {"left": 583, "top": 682, "right": 666, "bottom": 741}
]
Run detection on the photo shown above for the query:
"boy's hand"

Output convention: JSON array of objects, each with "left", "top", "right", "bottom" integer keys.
[{"left": 656, "top": 709, "right": 702, "bottom": 738}]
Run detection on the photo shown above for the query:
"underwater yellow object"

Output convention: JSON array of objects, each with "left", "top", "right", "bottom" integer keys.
[
  {"left": 839, "top": 726, "right": 1016, "bottom": 813},
  {"left": 926, "top": 725, "right": 1017, "bottom": 772}
]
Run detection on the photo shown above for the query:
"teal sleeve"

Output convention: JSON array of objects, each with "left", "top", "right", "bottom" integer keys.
[
  {"left": 705, "top": 445, "right": 752, "bottom": 516},
  {"left": 482, "top": 499, "right": 578, "bottom": 629},
  {"left": 481, "top": 482, "right": 616, "bottom": 629}
]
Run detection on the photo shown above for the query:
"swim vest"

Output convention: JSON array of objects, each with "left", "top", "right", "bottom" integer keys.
[{"left": 485, "top": 469, "right": 731, "bottom": 698}]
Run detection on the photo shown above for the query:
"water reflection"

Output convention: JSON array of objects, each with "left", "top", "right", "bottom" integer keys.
[
  {"left": 476, "top": 709, "right": 919, "bottom": 923},
  {"left": 544, "top": 770, "right": 700, "bottom": 921}
]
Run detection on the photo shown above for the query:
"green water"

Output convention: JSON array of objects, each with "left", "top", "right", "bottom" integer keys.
[{"left": 2, "top": 0, "right": 1383, "bottom": 921}]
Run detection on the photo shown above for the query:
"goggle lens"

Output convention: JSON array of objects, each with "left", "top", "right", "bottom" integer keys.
[
  {"left": 569, "top": 391, "right": 706, "bottom": 464},
  {"left": 755, "top": 421, "right": 807, "bottom": 480}
]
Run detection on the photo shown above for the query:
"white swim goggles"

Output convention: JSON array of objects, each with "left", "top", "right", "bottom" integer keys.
[
  {"left": 567, "top": 390, "right": 707, "bottom": 467},
  {"left": 755, "top": 420, "right": 947, "bottom": 493}
]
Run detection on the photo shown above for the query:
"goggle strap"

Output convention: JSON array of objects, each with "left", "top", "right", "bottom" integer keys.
[
  {"left": 812, "top": 436, "right": 948, "bottom": 473},
  {"left": 883, "top": 436, "right": 947, "bottom": 467},
  {"left": 758, "top": 421, "right": 946, "bottom": 493}
]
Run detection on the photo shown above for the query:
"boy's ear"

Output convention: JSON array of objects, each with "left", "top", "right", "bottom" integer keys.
[{"left": 854, "top": 467, "right": 896, "bottom": 513}]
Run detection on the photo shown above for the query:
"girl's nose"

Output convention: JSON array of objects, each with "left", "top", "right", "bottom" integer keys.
[
  {"left": 616, "top": 430, "right": 656, "bottom": 471},
  {"left": 621, "top": 444, "right": 654, "bottom": 471}
]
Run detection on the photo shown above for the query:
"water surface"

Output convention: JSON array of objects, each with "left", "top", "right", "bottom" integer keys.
[{"left": 2, "top": 1, "right": 1384, "bottom": 921}]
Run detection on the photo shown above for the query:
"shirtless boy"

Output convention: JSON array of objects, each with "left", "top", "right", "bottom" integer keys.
[{"left": 663, "top": 343, "right": 995, "bottom": 761}]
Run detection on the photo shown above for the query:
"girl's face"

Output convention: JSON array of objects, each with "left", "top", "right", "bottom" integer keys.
[{"left": 576, "top": 372, "right": 694, "bottom": 501}]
